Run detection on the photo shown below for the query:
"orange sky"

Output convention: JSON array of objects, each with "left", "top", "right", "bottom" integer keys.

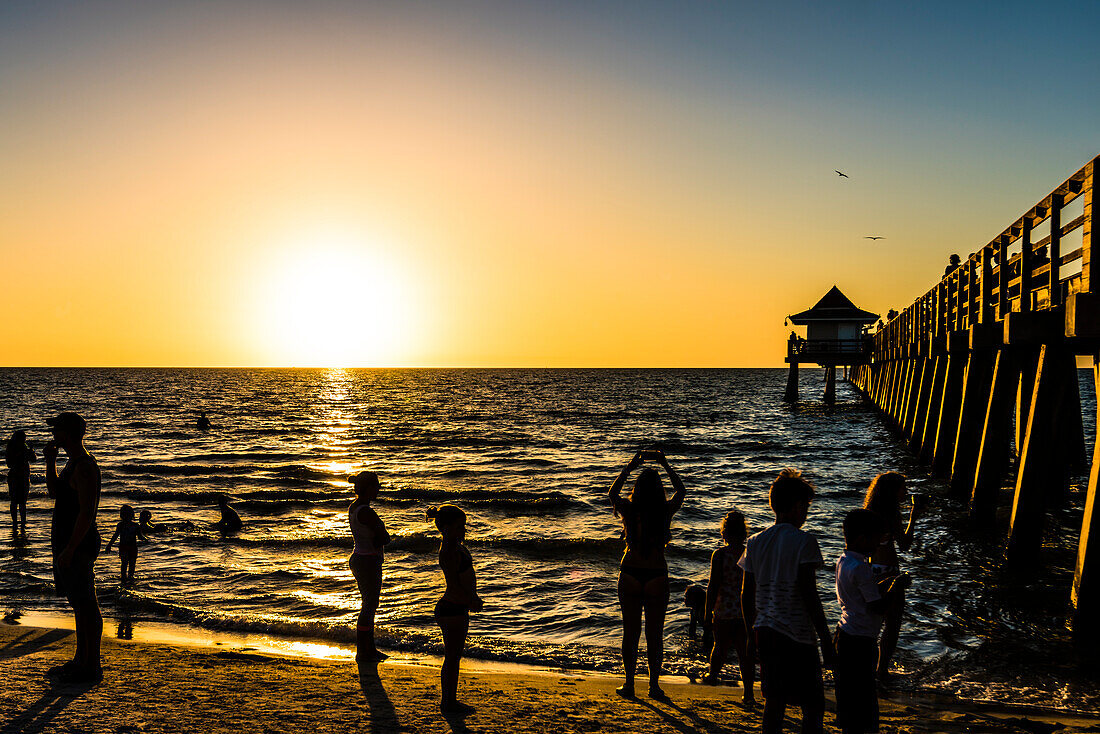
[{"left": 1, "top": 3, "right": 1097, "bottom": 367}]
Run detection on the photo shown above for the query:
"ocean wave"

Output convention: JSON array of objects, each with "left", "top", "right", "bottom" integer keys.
[{"left": 110, "top": 590, "right": 630, "bottom": 673}]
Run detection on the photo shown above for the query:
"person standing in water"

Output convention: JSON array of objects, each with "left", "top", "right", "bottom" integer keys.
[
  {"left": 428, "top": 504, "right": 483, "bottom": 716},
  {"left": 6, "top": 430, "right": 35, "bottom": 531},
  {"left": 348, "top": 471, "right": 390, "bottom": 664},
  {"left": 45, "top": 411, "right": 103, "bottom": 684},
  {"left": 703, "top": 509, "right": 755, "bottom": 707},
  {"left": 213, "top": 494, "right": 242, "bottom": 533},
  {"left": 104, "top": 504, "right": 146, "bottom": 586},
  {"left": 862, "top": 471, "right": 925, "bottom": 683},
  {"left": 608, "top": 449, "right": 687, "bottom": 701}
]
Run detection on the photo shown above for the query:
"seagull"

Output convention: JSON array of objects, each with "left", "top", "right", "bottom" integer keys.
[
  {"left": 864, "top": 236, "right": 885, "bottom": 240},
  {"left": 835, "top": 170, "right": 849, "bottom": 178}
]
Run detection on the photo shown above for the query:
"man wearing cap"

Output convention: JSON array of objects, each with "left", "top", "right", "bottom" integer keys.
[{"left": 45, "top": 411, "right": 103, "bottom": 683}]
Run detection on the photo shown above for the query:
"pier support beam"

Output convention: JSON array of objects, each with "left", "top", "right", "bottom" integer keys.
[
  {"left": 1073, "top": 354, "right": 1100, "bottom": 644},
  {"left": 906, "top": 358, "right": 935, "bottom": 447},
  {"left": 784, "top": 362, "right": 799, "bottom": 403},
  {"left": 932, "top": 348, "right": 967, "bottom": 475},
  {"left": 824, "top": 366, "right": 836, "bottom": 405},
  {"left": 1006, "top": 344, "right": 1072, "bottom": 566},
  {"left": 917, "top": 356, "right": 947, "bottom": 463},
  {"left": 950, "top": 349, "right": 995, "bottom": 496},
  {"left": 970, "top": 348, "right": 1017, "bottom": 522}
]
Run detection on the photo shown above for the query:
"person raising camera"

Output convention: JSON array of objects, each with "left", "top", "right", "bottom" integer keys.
[{"left": 608, "top": 448, "right": 687, "bottom": 701}]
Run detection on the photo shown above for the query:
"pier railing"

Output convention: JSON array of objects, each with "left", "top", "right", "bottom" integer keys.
[
  {"left": 847, "top": 155, "right": 1100, "bottom": 645},
  {"left": 873, "top": 156, "right": 1096, "bottom": 359},
  {"left": 787, "top": 338, "right": 870, "bottom": 359}
]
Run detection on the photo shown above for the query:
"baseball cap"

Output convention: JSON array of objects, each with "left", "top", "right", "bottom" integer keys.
[{"left": 46, "top": 412, "right": 87, "bottom": 437}]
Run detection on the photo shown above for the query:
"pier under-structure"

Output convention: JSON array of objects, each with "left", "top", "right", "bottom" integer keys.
[
  {"left": 847, "top": 156, "right": 1100, "bottom": 643},
  {"left": 785, "top": 286, "right": 878, "bottom": 404}
]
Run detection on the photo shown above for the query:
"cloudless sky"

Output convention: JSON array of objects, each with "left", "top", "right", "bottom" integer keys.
[{"left": 1, "top": 1, "right": 1097, "bottom": 366}]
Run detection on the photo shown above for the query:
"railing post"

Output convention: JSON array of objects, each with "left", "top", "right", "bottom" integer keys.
[
  {"left": 1083, "top": 159, "right": 1096, "bottom": 294},
  {"left": 980, "top": 247, "right": 994, "bottom": 323},
  {"left": 1020, "top": 218, "right": 1033, "bottom": 312},
  {"left": 1049, "top": 194, "right": 1063, "bottom": 308},
  {"left": 998, "top": 234, "right": 1010, "bottom": 318}
]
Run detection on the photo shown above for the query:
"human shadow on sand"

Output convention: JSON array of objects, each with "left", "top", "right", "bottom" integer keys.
[
  {"left": 0, "top": 628, "right": 73, "bottom": 661},
  {"left": 1, "top": 680, "right": 96, "bottom": 734},
  {"left": 636, "top": 696, "right": 748, "bottom": 734},
  {"left": 357, "top": 660, "right": 402, "bottom": 734}
]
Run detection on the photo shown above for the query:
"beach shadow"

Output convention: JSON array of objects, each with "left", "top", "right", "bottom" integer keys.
[
  {"left": 637, "top": 697, "right": 733, "bottom": 734},
  {"left": 0, "top": 684, "right": 92, "bottom": 734},
  {"left": 357, "top": 661, "right": 402, "bottom": 734},
  {"left": 0, "top": 628, "right": 72, "bottom": 660}
]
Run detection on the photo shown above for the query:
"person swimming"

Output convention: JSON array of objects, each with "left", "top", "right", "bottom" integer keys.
[
  {"left": 213, "top": 495, "right": 242, "bottom": 533},
  {"left": 197, "top": 412, "right": 212, "bottom": 431}
]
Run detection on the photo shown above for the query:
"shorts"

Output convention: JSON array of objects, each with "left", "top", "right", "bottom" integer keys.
[
  {"left": 434, "top": 599, "right": 469, "bottom": 621},
  {"left": 755, "top": 626, "right": 823, "bottom": 705},
  {"left": 834, "top": 628, "right": 879, "bottom": 733},
  {"left": 350, "top": 553, "right": 383, "bottom": 607},
  {"left": 53, "top": 555, "right": 98, "bottom": 605},
  {"left": 119, "top": 543, "right": 138, "bottom": 560}
]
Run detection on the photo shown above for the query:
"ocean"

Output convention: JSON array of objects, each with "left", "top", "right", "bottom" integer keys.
[{"left": 1, "top": 368, "right": 1096, "bottom": 711}]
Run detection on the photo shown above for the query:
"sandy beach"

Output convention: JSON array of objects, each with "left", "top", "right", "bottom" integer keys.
[{"left": 0, "top": 622, "right": 1096, "bottom": 734}]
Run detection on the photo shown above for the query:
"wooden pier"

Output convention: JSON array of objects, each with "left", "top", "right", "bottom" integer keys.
[{"left": 846, "top": 156, "right": 1100, "bottom": 641}]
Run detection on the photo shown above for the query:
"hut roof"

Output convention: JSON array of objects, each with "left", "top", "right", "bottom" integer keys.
[{"left": 789, "top": 286, "right": 879, "bottom": 324}]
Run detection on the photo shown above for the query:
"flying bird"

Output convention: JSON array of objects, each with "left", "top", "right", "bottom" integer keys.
[
  {"left": 864, "top": 236, "right": 885, "bottom": 240},
  {"left": 835, "top": 170, "right": 849, "bottom": 178}
]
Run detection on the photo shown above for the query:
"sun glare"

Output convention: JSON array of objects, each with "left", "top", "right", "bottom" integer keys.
[{"left": 255, "top": 227, "right": 418, "bottom": 367}]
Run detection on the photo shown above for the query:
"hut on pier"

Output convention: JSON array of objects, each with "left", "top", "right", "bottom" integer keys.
[{"left": 785, "top": 286, "right": 878, "bottom": 403}]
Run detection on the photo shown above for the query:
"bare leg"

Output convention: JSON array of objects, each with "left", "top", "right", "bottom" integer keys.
[
  {"left": 707, "top": 620, "right": 731, "bottom": 682},
  {"left": 733, "top": 625, "right": 756, "bottom": 705},
  {"left": 617, "top": 571, "right": 643, "bottom": 697},
  {"left": 642, "top": 578, "right": 669, "bottom": 697},
  {"left": 438, "top": 614, "right": 470, "bottom": 711},
  {"left": 763, "top": 695, "right": 786, "bottom": 734},
  {"left": 877, "top": 590, "right": 904, "bottom": 680}
]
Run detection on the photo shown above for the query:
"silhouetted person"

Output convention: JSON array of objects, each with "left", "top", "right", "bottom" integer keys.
[
  {"left": 863, "top": 472, "right": 925, "bottom": 683},
  {"left": 886, "top": 309, "right": 898, "bottom": 322},
  {"left": 427, "top": 504, "right": 483, "bottom": 716},
  {"left": 704, "top": 510, "right": 755, "bottom": 707},
  {"left": 6, "top": 430, "right": 35, "bottom": 531},
  {"left": 104, "top": 504, "right": 146, "bottom": 586},
  {"left": 834, "top": 509, "right": 910, "bottom": 734},
  {"left": 944, "top": 253, "right": 961, "bottom": 277},
  {"left": 608, "top": 449, "right": 687, "bottom": 700},
  {"left": 138, "top": 509, "right": 159, "bottom": 535},
  {"left": 197, "top": 412, "right": 212, "bottom": 431},
  {"left": 349, "top": 470, "right": 390, "bottom": 663},
  {"left": 214, "top": 494, "right": 242, "bottom": 533},
  {"left": 45, "top": 411, "right": 103, "bottom": 683},
  {"left": 740, "top": 469, "right": 832, "bottom": 734}
]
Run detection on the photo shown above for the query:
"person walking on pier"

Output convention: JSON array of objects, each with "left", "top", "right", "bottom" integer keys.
[{"left": 863, "top": 472, "right": 925, "bottom": 683}]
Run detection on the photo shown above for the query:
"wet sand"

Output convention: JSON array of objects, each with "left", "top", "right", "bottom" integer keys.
[{"left": 1, "top": 622, "right": 1097, "bottom": 734}]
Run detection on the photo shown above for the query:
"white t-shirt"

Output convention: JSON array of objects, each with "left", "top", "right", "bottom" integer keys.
[
  {"left": 738, "top": 522, "right": 824, "bottom": 645},
  {"left": 835, "top": 550, "right": 884, "bottom": 638}
]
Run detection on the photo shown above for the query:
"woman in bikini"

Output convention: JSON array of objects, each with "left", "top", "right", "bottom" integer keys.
[
  {"left": 863, "top": 471, "right": 925, "bottom": 682},
  {"left": 428, "top": 503, "right": 483, "bottom": 715},
  {"left": 349, "top": 471, "right": 390, "bottom": 664},
  {"left": 608, "top": 449, "right": 687, "bottom": 700}
]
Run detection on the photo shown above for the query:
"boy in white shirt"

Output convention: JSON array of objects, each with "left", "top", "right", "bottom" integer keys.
[
  {"left": 740, "top": 469, "right": 834, "bottom": 734},
  {"left": 834, "top": 509, "right": 910, "bottom": 734}
]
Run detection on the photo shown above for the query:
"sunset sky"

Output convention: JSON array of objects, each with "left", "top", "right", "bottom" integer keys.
[{"left": 2, "top": 1, "right": 1098, "bottom": 367}]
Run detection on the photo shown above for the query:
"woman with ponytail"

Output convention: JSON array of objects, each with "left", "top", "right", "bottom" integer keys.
[{"left": 608, "top": 449, "right": 687, "bottom": 700}]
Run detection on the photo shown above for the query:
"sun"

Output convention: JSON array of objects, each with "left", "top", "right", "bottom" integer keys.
[{"left": 254, "top": 227, "right": 418, "bottom": 367}]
